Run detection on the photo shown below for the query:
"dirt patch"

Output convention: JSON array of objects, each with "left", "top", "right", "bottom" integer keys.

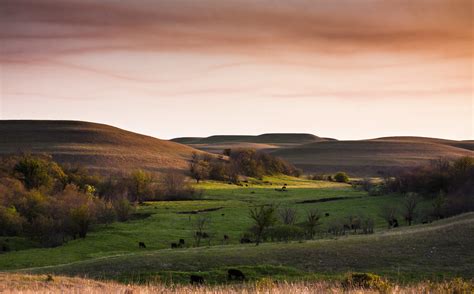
[
  {"left": 296, "top": 196, "right": 362, "bottom": 204},
  {"left": 176, "top": 207, "right": 224, "bottom": 214}
]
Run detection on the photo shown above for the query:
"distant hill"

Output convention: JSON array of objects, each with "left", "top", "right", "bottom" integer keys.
[
  {"left": 172, "top": 133, "right": 328, "bottom": 153},
  {"left": 174, "top": 133, "right": 473, "bottom": 176},
  {"left": 0, "top": 120, "right": 204, "bottom": 174},
  {"left": 271, "top": 139, "right": 473, "bottom": 176}
]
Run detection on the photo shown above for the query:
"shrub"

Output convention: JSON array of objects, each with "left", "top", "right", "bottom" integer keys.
[
  {"left": 334, "top": 172, "right": 349, "bottom": 183},
  {"left": 0, "top": 206, "right": 25, "bottom": 236},
  {"left": 342, "top": 272, "right": 390, "bottom": 292},
  {"left": 14, "top": 156, "right": 53, "bottom": 190},
  {"left": 113, "top": 198, "right": 134, "bottom": 222}
]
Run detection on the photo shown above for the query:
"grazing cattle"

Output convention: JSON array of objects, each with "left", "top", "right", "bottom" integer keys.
[
  {"left": 171, "top": 242, "right": 178, "bottom": 249},
  {"left": 224, "top": 235, "right": 229, "bottom": 241},
  {"left": 250, "top": 191, "right": 255, "bottom": 194},
  {"left": 388, "top": 218, "right": 399, "bottom": 228},
  {"left": 325, "top": 213, "right": 330, "bottom": 217},
  {"left": 138, "top": 242, "right": 146, "bottom": 248},
  {"left": 179, "top": 239, "right": 185, "bottom": 247},
  {"left": 190, "top": 275, "right": 204, "bottom": 284},
  {"left": 240, "top": 238, "right": 252, "bottom": 244},
  {"left": 221, "top": 213, "right": 225, "bottom": 216},
  {"left": 228, "top": 269, "right": 245, "bottom": 280}
]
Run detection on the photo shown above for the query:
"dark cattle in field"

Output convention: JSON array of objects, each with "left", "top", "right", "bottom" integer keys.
[
  {"left": 389, "top": 218, "right": 399, "bottom": 228},
  {"left": 221, "top": 213, "right": 225, "bottom": 216},
  {"left": 138, "top": 242, "right": 146, "bottom": 248},
  {"left": 171, "top": 242, "right": 178, "bottom": 248},
  {"left": 179, "top": 239, "right": 185, "bottom": 245},
  {"left": 190, "top": 274, "right": 204, "bottom": 284},
  {"left": 325, "top": 213, "right": 330, "bottom": 217},
  {"left": 224, "top": 234, "right": 229, "bottom": 241},
  {"left": 228, "top": 269, "right": 245, "bottom": 280},
  {"left": 240, "top": 238, "right": 252, "bottom": 244}
]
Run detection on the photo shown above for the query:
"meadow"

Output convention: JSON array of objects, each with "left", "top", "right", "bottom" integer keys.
[{"left": 2, "top": 175, "right": 472, "bottom": 286}]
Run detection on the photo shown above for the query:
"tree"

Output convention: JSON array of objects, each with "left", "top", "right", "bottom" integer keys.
[
  {"left": 14, "top": 156, "right": 53, "bottom": 190},
  {"left": 249, "top": 204, "right": 277, "bottom": 245},
  {"left": 334, "top": 172, "right": 349, "bottom": 183},
  {"left": 193, "top": 215, "right": 211, "bottom": 247},
  {"left": 403, "top": 192, "right": 420, "bottom": 225},
  {"left": 279, "top": 207, "right": 297, "bottom": 225},
  {"left": 305, "top": 209, "right": 321, "bottom": 239},
  {"left": 380, "top": 205, "right": 399, "bottom": 229},
  {"left": 129, "top": 170, "right": 152, "bottom": 203},
  {"left": 189, "top": 158, "right": 210, "bottom": 183}
]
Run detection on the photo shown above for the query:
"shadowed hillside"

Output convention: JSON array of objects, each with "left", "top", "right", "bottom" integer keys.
[
  {"left": 271, "top": 139, "right": 473, "bottom": 176},
  {"left": 0, "top": 120, "right": 204, "bottom": 174},
  {"left": 172, "top": 133, "right": 329, "bottom": 153},
  {"left": 174, "top": 133, "right": 473, "bottom": 176}
]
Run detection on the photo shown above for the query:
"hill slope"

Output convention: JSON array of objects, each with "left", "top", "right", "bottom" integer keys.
[
  {"left": 21, "top": 213, "right": 474, "bottom": 282},
  {"left": 0, "top": 120, "right": 203, "bottom": 174},
  {"left": 271, "top": 139, "right": 473, "bottom": 176},
  {"left": 172, "top": 133, "right": 328, "bottom": 154}
]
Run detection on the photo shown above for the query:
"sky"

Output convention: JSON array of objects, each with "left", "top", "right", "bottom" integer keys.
[{"left": 0, "top": 0, "right": 473, "bottom": 140}]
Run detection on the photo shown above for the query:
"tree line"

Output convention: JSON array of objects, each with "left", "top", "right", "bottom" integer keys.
[
  {"left": 0, "top": 154, "right": 200, "bottom": 247},
  {"left": 189, "top": 148, "right": 301, "bottom": 183}
]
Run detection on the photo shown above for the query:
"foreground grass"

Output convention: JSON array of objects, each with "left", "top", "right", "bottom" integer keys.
[
  {"left": 1, "top": 273, "right": 472, "bottom": 294},
  {"left": 11, "top": 213, "right": 473, "bottom": 285}
]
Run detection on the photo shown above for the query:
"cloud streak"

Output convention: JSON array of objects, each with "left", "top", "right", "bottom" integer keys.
[{"left": 1, "top": 0, "right": 472, "bottom": 59}]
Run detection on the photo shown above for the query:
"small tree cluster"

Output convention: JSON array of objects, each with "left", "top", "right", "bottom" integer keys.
[{"left": 189, "top": 149, "right": 301, "bottom": 184}]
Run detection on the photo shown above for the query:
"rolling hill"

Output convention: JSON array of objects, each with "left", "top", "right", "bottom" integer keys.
[
  {"left": 0, "top": 120, "right": 205, "bottom": 174},
  {"left": 271, "top": 139, "right": 473, "bottom": 176},
  {"left": 172, "top": 133, "right": 331, "bottom": 154},
  {"left": 174, "top": 133, "right": 473, "bottom": 176}
]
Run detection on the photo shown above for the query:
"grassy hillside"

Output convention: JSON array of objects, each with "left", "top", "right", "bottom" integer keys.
[
  {"left": 0, "top": 120, "right": 205, "bottom": 174},
  {"left": 271, "top": 140, "right": 473, "bottom": 176},
  {"left": 15, "top": 213, "right": 474, "bottom": 284}
]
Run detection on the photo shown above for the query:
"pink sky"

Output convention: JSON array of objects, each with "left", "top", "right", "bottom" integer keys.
[{"left": 0, "top": 0, "right": 472, "bottom": 140}]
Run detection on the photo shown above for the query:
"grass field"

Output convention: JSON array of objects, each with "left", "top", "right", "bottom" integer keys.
[{"left": 2, "top": 175, "right": 472, "bottom": 285}]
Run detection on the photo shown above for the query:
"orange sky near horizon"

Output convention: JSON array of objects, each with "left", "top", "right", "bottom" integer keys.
[{"left": 0, "top": 0, "right": 472, "bottom": 140}]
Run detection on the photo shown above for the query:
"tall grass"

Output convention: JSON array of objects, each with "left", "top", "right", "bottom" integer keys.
[{"left": 1, "top": 274, "right": 472, "bottom": 294}]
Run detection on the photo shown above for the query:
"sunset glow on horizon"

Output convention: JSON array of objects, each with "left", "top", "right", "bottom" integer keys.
[{"left": 1, "top": 0, "right": 472, "bottom": 140}]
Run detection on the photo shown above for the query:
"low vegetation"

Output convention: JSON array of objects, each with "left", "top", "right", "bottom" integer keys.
[{"left": 1, "top": 273, "right": 472, "bottom": 294}]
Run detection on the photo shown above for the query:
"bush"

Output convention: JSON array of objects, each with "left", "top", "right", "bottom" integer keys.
[
  {"left": 342, "top": 272, "right": 390, "bottom": 291},
  {"left": 0, "top": 206, "right": 25, "bottom": 236},
  {"left": 334, "top": 172, "right": 349, "bottom": 183},
  {"left": 113, "top": 198, "right": 134, "bottom": 222}
]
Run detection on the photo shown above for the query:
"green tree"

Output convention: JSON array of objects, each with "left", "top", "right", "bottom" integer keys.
[
  {"left": 129, "top": 170, "right": 152, "bottom": 203},
  {"left": 334, "top": 172, "right": 349, "bottom": 183},
  {"left": 14, "top": 156, "right": 53, "bottom": 190}
]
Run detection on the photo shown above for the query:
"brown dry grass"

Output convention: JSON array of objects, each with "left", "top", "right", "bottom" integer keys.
[
  {"left": 0, "top": 120, "right": 206, "bottom": 175},
  {"left": 1, "top": 274, "right": 472, "bottom": 294},
  {"left": 271, "top": 140, "right": 473, "bottom": 176}
]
